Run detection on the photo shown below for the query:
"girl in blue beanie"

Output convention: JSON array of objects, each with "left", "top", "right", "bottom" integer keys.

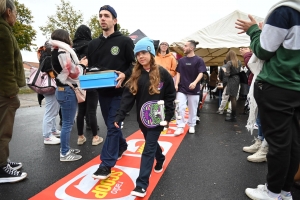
[{"left": 114, "top": 37, "right": 176, "bottom": 197}]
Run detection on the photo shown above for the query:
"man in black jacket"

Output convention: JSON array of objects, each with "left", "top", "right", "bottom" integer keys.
[{"left": 88, "top": 5, "right": 135, "bottom": 180}]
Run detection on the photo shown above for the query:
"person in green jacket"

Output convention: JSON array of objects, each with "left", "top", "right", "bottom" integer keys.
[
  {"left": 0, "top": 0, "right": 27, "bottom": 183},
  {"left": 236, "top": 1, "right": 300, "bottom": 200}
]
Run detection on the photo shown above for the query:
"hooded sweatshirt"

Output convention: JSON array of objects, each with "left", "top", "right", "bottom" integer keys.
[
  {"left": 115, "top": 66, "right": 176, "bottom": 131},
  {"left": 155, "top": 53, "right": 177, "bottom": 77},
  {"left": 73, "top": 25, "right": 92, "bottom": 60},
  {"left": 247, "top": 5, "right": 300, "bottom": 91},
  {"left": 0, "top": 17, "right": 25, "bottom": 98},
  {"left": 87, "top": 31, "right": 135, "bottom": 96}
]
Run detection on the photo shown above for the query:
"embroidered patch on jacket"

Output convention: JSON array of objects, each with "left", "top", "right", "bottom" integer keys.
[
  {"left": 111, "top": 46, "right": 120, "bottom": 55},
  {"left": 158, "top": 82, "right": 164, "bottom": 90}
]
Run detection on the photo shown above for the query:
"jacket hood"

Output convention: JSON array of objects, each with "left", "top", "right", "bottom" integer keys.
[
  {"left": 0, "top": 17, "right": 11, "bottom": 30},
  {"left": 99, "top": 31, "right": 122, "bottom": 39},
  {"left": 157, "top": 52, "right": 174, "bottom": 58},
  {"left": 73, "top": 25, "right": 92, "bottom": 52}
]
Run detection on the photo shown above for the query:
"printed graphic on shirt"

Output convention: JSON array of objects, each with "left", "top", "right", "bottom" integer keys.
[{"left": 111, "top": 46, "right": 120, "bottom": 55}]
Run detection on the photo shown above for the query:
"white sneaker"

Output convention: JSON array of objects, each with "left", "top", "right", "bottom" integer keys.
[
  {"left": 189, "top": 127, "right": 195, "bottom": 134},
  {"left": 52, "top": 130, "right": 61, "bottom": 138},
  {"left": 174, "top": 127, "right": 184, "bottom": 136},
  {"left": 44, "top": 135, "right": 60, "bottom": 145},
  {"left": 60, "top": 150, "right": 82, "bottom": 162},
  {"left": 196, "top": 116, "right": 200, "bottom": 123},
  {"left": 247, "top": 146, "right": 268, "bottom": 162},
  {"left": 246, "top": 184, "right": 282, "bottom": 200},
  {"left": 256, "top": 185, "right": 293, "bottom": 200},
  {"left": 243, "top": 137, "right": 262, "bottom": 153}
]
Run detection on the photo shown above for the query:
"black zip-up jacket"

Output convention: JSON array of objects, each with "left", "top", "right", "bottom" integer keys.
[
  {"left": 87, "top": 31, "right": 135, "bottom": 96},
  {"left": 115, "top": 66, "right": 176, "bottom": 130}
]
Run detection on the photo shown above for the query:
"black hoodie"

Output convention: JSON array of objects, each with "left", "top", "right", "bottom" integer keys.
[
  {"left": 73, "top": 25, "right": 92, "bottom": 60},
  {"left": 115, "top": 66, "right": 176, "bottom": 131},
  {"left": 87, "top": 31, "right": 135, "bottom": 96}
]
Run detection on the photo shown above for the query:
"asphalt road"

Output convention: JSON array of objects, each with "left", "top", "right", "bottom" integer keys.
[{"left": 1, "top": 93, "right": 300, "bottom": 200}]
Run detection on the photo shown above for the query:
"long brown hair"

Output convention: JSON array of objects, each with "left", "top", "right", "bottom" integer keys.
[
  {"left": 226, "top": 50, "right": 239, "bottom": 68},
  {"left": 125, "top": 55, "right": 160, "bottom": 95}
]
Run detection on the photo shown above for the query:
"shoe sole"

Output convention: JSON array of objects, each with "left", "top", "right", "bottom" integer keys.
[
  {"left": 154, "top": 167, "right": 163, "bottom": 173},
  {"left": 44, "top": 141, "right": 60, "bottom": 145},
  {"left": 243, "top": 149, "right": 259, "bottom": 154},
  {"left": 131, "top": 191, "right": 146, "bottom": 197},
  {"left": 92, "top": 173, "right": 111, "bottom": 180},
  {"left": 60, "top": 156, "right": 82, "bottom": 162},
  {"left": 247, "top": 157, "right": 267, "bottom": 162},
  {"left": 0, "top": 173, "right": 27, "bottom": 183}
]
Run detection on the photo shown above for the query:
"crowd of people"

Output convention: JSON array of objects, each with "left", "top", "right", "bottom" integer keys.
[{"left": 1, "top": 0, "right": 300, "bottom": 199}]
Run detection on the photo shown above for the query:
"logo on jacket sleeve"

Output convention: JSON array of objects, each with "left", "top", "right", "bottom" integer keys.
[{"left": 111, "top": 46, "right": 120, "bottom": 55}]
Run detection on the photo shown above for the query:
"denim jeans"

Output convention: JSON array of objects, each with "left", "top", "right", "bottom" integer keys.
[
  {"left": 256, "top": 111, "right": 264, "bottom": 141},
  {"left": 55, "top": 86, "right": 77, "bottom": 155},
  {"left": 136, "top": 126, "right": 165, "bottom": 190},
  {"left": 77, "top": 89, "right": 98, "bottom": 136},
  {"left": 0, "top": 96, "right": 20, "bottom": 167},
  {"left": 98, "top": 94, "right": 127, "bottom": 167},
  {"left": 43, "top": 93, "right": 60, "bottom": 138}
]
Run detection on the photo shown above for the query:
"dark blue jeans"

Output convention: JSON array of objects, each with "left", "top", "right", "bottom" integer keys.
[
  {"left": 55, "top": 86, "right": 77, "bottom": 155},
  {"left": 98, "top": 94, "right": 127, "bottom": 167},
  {"left": 136, "top": 126, "right": 165, "bottom": 190}
]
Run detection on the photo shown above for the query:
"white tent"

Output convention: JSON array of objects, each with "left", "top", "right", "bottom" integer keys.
[{"left": 170, "top": 10, "right": 264, "bottom": 66}]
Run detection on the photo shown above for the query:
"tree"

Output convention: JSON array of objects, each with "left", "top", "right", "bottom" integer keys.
[
  {"left": 88, "top": 15, "right": 130, "bottom": 39},
  {"left": 39, "top": 0, "right": 83, "bottom": 39},
  {"left": 12, "top": 0, "right": 36, "bottom": 51}
]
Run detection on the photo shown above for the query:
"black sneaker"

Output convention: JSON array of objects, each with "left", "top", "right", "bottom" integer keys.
[
  {"left": 154, "top": 160, "right": 164, "bottom": 173},
  {"left": 8, "top": 161, "right": 22, "bottom": 170},
  {"left": 92, "top": 166, "right": 111, "bottom": 179},
  {"left": 131, "top": 186, "right": 147, "bottom": 197},
  {"left": 0, "top": 164, "right": 27, "bottom": 183},
  {"left": 117, "top": 148, "right": 127, "bottom": 160}
]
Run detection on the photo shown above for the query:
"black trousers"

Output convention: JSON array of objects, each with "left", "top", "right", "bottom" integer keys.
[
  {"left": 254, "top": 81, "right": 300, "bottom": 193},
  {"left": 77, "top": 89, "right": 98, "bottom": 136}
]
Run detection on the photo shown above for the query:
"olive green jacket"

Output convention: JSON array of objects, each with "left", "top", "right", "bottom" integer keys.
[{"left": 0, "top": 17, "right": 25, "bottom": 98}]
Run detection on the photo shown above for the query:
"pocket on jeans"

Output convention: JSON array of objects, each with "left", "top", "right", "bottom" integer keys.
[{"left": 55, "top": 90, "right": 67, "bottom": 103}]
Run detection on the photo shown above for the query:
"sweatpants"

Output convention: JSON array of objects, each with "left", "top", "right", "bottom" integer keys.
[
  {"left": 254, "top": 81, "right": 300, "bottom": 193},
  {"left": 176, "top": 92, "right": 199, "bottom": 128},
  {"left": 218, "top": 86, "right": 230, "bottom": 111}
]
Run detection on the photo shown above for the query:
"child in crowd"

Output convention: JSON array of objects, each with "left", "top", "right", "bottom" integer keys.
[{"left": 114, "top": 37, "right": 176, "bottom": 197}]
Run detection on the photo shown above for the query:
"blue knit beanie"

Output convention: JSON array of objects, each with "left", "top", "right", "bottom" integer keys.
[
  {"left": 134, "top": 37, "right": 155, "bottom": 57},
  {"left": 99, "top": 5, "right": 117, "bottom": 18}
]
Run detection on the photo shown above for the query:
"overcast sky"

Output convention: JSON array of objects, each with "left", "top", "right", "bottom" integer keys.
[{"left": 19, "top": 0, "right": 279, "bottom": 62}]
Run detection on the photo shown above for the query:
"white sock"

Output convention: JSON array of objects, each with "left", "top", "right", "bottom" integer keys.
[
  {"left": 266, "top": 184, "right": 280, "bottom": 198},
  {"left": 261, "top": 139, "right": 268, "bottom": 147}
]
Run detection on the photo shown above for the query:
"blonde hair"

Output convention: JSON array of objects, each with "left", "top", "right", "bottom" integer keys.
[
  {"left": 226, "top": 50, "right": 239, "bottom": 68},
  {"left": 125, "top": 55, "right": 160, "bottom": 95}
]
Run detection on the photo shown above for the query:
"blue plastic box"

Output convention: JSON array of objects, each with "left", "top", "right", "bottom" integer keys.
[{"left": 79, "top": 71, "right": 118, "bottom": 89}]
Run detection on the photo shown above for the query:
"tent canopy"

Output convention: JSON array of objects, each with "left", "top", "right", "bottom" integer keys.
[{"left": 170, "top": 10, "right": 264, "bottom": 66}]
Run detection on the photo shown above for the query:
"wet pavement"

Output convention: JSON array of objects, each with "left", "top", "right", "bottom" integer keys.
[{"left": 1, "top": 92, "right": 300, "bottom": 200}]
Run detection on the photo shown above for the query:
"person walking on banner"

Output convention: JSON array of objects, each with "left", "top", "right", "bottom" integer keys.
[{"left": 87, "top": 5, "right": 135, "bottom": 180}]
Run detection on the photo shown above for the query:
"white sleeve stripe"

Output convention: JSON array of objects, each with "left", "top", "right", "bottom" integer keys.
[{"left": 261, "top": 24, "right": 300, "bottom": 51}]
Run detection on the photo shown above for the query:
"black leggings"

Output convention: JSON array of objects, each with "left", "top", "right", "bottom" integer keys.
[{"left": 77, "top": 89, "right": 98, "bottom": 136}]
